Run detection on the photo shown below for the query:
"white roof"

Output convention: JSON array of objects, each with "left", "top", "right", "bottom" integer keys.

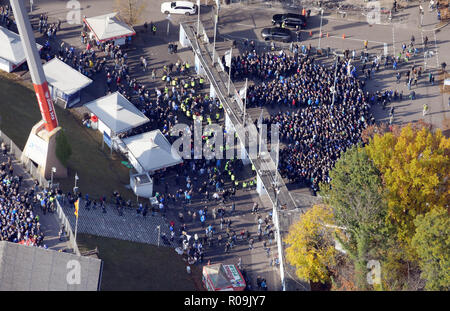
[
  {"left": 0, "top": 26, "right": 42, "bottom": 65},
  {"left": 122, "top": 130, "right": 183, "bottom": 172},
  {"left": 84, "top": 12, "right": 135, "bottom": 41},
  {"left": 43, "top": 58, "right": 93, "bottom": 95},
  {"left": 85, "top": 92, "right": 149, "bottom": 134}
]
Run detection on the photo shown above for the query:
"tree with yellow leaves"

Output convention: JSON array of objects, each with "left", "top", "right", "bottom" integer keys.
[
  {"left": 115, "top": 0, "right": 146, "bottom": 25},
  {"left": 365, "top": 124, "right": 450, "bottom": 255},
  {"left": 285, "top": 204, "right": 338, "bottom": 285}
]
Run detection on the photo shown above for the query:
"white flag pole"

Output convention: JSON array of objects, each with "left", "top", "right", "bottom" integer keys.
[
  {"left": 243, "top": 78, "right": 247, "bottom": 125},
  {"left": 227, "top": 48, "right": 232, "bottom": 95}
]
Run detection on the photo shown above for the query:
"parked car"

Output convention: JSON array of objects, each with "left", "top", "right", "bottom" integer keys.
[
  {"left": 161, "top": 1, "right": 197, "bottom": 15},
  {"left": 261, "top": 27, "right": 292, "bottom": 42},
  {"left": 272, "top": 13, "right": 307, "bottom": 29}
]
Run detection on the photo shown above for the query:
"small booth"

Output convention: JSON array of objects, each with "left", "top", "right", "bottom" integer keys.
[
  {"left": 43, "top": 58, "right": 93, "bottom": 107},
  {"left": 121, "top": 130, "right": 182, "bottom": 198},
  {"left": 130, "top": 172, "right": 153, "bottom": 198},
  {"left": 0, "top": 26, "right": 42, "bottom": 73},
  {"left": 85, "top": 92, "right": 150, "bottom": 150},
  {"left": 202, "top": 263, "right": 246, "bottom": 291},
  {"left": 121, "top": 129, "right": 183, "bottom": 175},
  {"left": 83, "top": 12, "right": 136, "bottom": 46}
]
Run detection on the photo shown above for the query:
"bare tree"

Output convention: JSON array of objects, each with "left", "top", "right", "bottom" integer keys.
[{"left": 115, "top": 0, "right": 146, "bottom": 26}]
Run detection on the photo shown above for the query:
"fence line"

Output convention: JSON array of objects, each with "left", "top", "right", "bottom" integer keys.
[{"left": 56, "top": 198, "right": 81, "bottom": 256}]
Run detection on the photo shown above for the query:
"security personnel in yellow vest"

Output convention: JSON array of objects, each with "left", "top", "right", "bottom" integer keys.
[
  {"left": 199, "top": 77, "right": 204, "bottom": 89},
  {"left": 231, "top": 174, "right": 235, "bottom": 182},
  {"left": 171, "top": 79, "right": 177, "bottom": 86},
  {"left": 243, "top": 182, "right": 248, "bottom": 189},
  {"left": 162, "top": 75, "right": 167, "bottom": 81},
  {"left": 249, "top": 179, "right": 254, "bottom": 188},
  {"left": 185, "top": 62, "right": 190, "bottom": 69},
  {"left": 193, "top": 114, "right": 197, "bottom": 121},
  {"left": 181, "top": 103, "right": 186, "bottom": 112},
  {"left": 186, "top": 110, "right": 191, "bottom": 117},
  {"left": 252, "top": 164, "right": 256, "bottom": 171},
  {"left": 184, "top": 81, "right": 189, "bottom": 88},
  {"left": 191, "top": 79, "right": 195, "bottom": 88},
  {"left": 199, "top": 115, "right": 203, "bottom": 122},
  {"left": 207, "top": 116, "right": 212, "bottom": 125},
  {"left": 216, "top": 112, "right": 220, "bottom": 120},
  {"left": 164, "top": 86, "right": 169, "bottom": 94}
]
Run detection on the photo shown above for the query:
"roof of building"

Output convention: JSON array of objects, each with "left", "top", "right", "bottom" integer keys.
[
  {"left": 0, "top": 26, "right": 42, "bottom": 65},
  {"left": 43, "top": 58, "right": 93, "bottom": 95},
  {"left": 122, "top": 129, "right": 183, "bottom": 172},
  {"left": 0, "top": 241, "right": 102, "bottom": 291},
  {"left": 85, "top": 92, "right": 149, "bottom": 134},
  {"left": 83, "top": 12, "right": 135, "bottom": 42}
]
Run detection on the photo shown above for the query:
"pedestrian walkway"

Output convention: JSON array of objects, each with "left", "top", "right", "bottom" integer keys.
[{"left": 59, "top": 199, "right": 175, "bottom": 247}]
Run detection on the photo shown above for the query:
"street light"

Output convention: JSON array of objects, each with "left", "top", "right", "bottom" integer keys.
[
  {"left": 318, "top": 9, "right": 324, "bottom": 50},
  {"left": 73, "top": 172, "right": 79, "bottom": 194},
  {"left": 212, "top": 5, "right": 219, "bottom": 65},
  {"left": 51, "top": 167, "right": 56, "bottom": 189}
]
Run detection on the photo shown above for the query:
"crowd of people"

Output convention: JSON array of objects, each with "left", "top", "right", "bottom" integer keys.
[
  {"left": 0, "top": 3, "right": 12, "bottom": 29},
  {"left": 0, "top": 151, "right": 46, "bottom": 247},
  {"left": 226, "top": 48, "right": 377, "bottom": 193}
]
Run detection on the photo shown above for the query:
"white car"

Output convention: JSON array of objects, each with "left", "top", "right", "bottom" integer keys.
[{"left": 161, "top": 1, "right": 197, "bottom": 15}]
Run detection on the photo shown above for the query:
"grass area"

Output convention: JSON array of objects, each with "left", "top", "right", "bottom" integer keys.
[
  {"left": 0, "top": 73, "right": 136, "bottom": 201},
  {"left": 77, "top": 233, "right": 203, "bottom": 291}
]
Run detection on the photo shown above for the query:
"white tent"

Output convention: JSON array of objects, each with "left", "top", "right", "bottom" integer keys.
[
  {"left": 0, "top": 26, "right": 42, "bottom": 73},
  {"left": 85, "top": 92, "right": 149, "bottom": 137},
  {"left": 121, "top": 130, "right": 183, "bottom": 174},
  {"left": 83, "top": 12, "right": 135, "bottom": 44},
  {"left": 43, "top": 58, "right": 93, "bottom": 106}
]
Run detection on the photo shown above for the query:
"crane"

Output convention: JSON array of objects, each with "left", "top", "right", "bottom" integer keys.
[{"left": 9, "top": 0, "right": 67, "bottom": 180}]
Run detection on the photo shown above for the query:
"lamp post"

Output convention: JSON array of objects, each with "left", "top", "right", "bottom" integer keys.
[
  {"left": 51, "top": 167, "right": 56, "bottom": 189},
  {"left": 73, "top": 172, "right": 79, "bottom": 194},
  {"left": 318, "top": 9, "right": 324, "bottom": 50},
  {"left": 332, "top": 55, "right": 338, "bottom": 105},
  {"left": 197, "top": 0, "right": 200, "bottom": 35},
  {"left": 212, "top": 5, "right": 219, "bottom": 65}
]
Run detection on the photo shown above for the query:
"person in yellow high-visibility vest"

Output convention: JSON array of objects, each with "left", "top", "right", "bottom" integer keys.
[
  {"left": 199, "top": 115, "right": 203, "bottom": 122},
  {"left": 162, "top": 75, "right": 167, "bottom": 81},
  {"left": 235, "top": 181, "right": 239, "bottom": 187},
  {"left": 216, "top": 112, "right": 220, "bottom": 120},
  {"left": 184, "top": 82, "right": 189, "bottom": 88},
  {"left": 186, "top": 63, "right": 190, "bottom": 69},
  {"left": 207, "top": 116, "right": 212, "bottom": 125},
  {"left": 243, "top": 182, "right": 248, "bottom": 189},
  {"left": 191, "top": 80, "right": 195, "bottom": 88},
  {"left": 186, "top": 110, "right": 191, "bottom": 117},
  {"left": 164, "top": 86, "right": 168, "bottom": 94},
  {"left": 219, "top": 102, "right": 223, "bottom": 109},
  {"left": 171, "top": 79, "right": 176, "bottom": 86},
  {"left": 199, "top": 77, "right": 204, "bottom": 89},
  {"left": 193, "top": 114, "right": 197, "bottom": 121},
  {"left": 231, "top": 174, "right": 235, "bottom": 181},
  {"left": 252, "top": 164, "right": 256, "bottom": 171}
]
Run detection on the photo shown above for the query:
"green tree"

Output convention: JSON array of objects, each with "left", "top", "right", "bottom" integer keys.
[
  {"left": 55, "top": 129, "right": 71, "bottom": 167},
  {"left": 320, "top": 145, "right": 387, "bottom": 290},
  {"left": 285, "top": 204, "right": 338, "bottom": 284},
  {"left": 412, "top": 206, "right": 450, "bottom": 291}
]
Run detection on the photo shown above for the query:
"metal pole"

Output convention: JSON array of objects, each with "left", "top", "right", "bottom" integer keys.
[
  {"left": 332, "top": 56, "right": 338, "bottom": 105},
  {"left": 197, "top": 0, "right": 201, "bottom": 35},
  {"left": 227, "top": 47, "right": 232, "bottom": 95},
  {"left": 243, "top": 78, "right": 248, "bottom": 125},
  {"left": 157, "top": 225, "right": 161, "bottom": 247},
  {"left": 318, "top": 9, "right": 323, "bottom": 50},
  {"left": 51, "top": 171, "right": 54, "bottom": 189},
  {"left": 74, "top": 213, "right": 79, "bottom": 244},
  {"left": 212, "top": 6, "right": 218, "bottom": 65}
]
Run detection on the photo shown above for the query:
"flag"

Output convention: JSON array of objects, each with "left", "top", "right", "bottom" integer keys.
[
  {"left": 224, "top": 49, "right": 232, "bottom": 67},
  {"left": 239, "top": 85, "right": 247, "bottom": 99},
  {"left": 257, "top": 109, "right": 264, "bottom": 127},
  {"left": 74, "top": 199, "right": 79, "bottom": 218}
]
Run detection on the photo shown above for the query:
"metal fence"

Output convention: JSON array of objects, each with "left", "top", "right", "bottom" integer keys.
[{"left": 56, "top": 198, "right": 81, "bottom": 256}]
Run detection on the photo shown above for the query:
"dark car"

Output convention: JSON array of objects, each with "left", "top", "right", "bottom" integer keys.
[
  {"left": 261, "top": 27, "right": 292, "bottom": 42},
  {"left": 272, "top": 13, "right": 307, "bottom": 29}
]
